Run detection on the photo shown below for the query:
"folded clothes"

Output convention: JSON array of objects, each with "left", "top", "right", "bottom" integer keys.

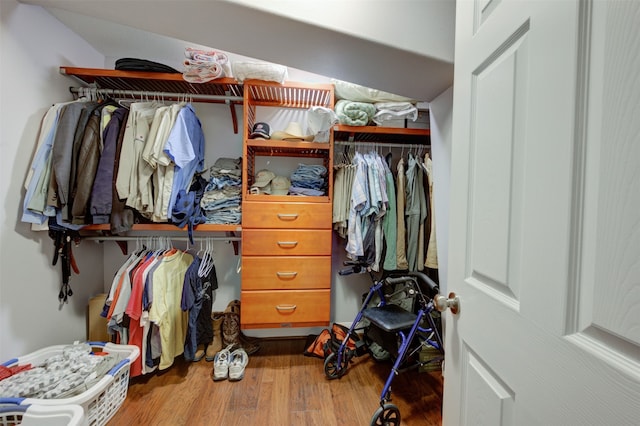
[
  {"left": 335, "top": 99, "right": 376, "bottom": 126},
  {"left": 374, "top": 101, "right": 415, "bottom": 112},
  {"left": 372, "top": 101, "right": 418, "bottom": 125},
  {"left": 183, "top": 48, "right": 231, "bottom": 83},
  {"left": 183, "top": 60, "right": 225, "bottom": 83},
  {"left": 332, "top": 79, "right": 415, "bottom": 103},
  {"left": 231, "top": 61, "right": 288, "bottom": 84},
  {"left": 185, "top": 48, "right": 229, "bottom": 65}
]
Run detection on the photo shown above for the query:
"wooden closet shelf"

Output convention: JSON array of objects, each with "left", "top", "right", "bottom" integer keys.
[
  {"left": 247, "top": 139, "right": 331, "bottom": 153},
  {"left": 60, "top": 66, "right": 244, "bottom": 100},
  {"left": 245, "top": 80, "right": 334, "bottom": 109},
  {"left": 334, "top": 124, "right": 430, "bottom": 144}
]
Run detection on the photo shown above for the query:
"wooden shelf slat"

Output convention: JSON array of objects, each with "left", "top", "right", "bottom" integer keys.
[
  {"left": 334, "top": 124, "right": 430, "bottom": 136},
  {"left": 80, "top": 223, "right": 241, "bottom": 232}
]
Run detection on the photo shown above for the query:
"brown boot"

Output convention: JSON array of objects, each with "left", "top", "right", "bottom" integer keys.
[
  {"left": 224, "top": 299, "right": 260, "bottom": 355},
  {"left": 194, "top": 344, "right": 206, "bottom": 362},
  {"left": 205, "top": 313, "right": 224, "bottom": 361},
  {"left": 222, "top": 310, "right": 240, "bottom": 348}
]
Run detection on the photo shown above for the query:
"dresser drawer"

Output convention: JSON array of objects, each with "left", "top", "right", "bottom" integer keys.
[
  {"left": 240, "top": 289, "right": 330, "bottom": 328},
  {"left": 242, "top": 229, "right": 332, "bottom": 256},
  {"left": 242, "top": 256, "right": 331, "bottom": 290},
  {"left": 242, "top": 201, "right": 332, "bottom": 229}
]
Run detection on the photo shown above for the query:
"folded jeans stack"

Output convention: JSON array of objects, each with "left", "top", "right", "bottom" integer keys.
[
  {"left": 201, "top": 157, "right": 242, "bottom": 224},
  {"left": 289, "top": 163, "right": 328, "bottom": 196}
]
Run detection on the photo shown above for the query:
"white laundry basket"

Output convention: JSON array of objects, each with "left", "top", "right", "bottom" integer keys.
[
  {"left": 0, "top": 342, "right": 139, "bottom": 426},
  {"left": 0, "top": 402, "right": 86, "bottom": 426}
]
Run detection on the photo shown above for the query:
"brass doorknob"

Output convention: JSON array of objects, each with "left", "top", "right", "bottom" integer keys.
[{"left": 434, "top": 292, "right": 460, "bottom": 315}]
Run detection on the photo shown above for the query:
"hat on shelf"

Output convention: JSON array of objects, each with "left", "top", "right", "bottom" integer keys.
[
  {"left": 250, "top": 169, "right": 275, "bottom": 194},
  {"left": 270, "top": 175, "right": 291, "bottom": 195},
  {"left": 250, "top": 122, "right": 271, "bottom": 139},
  {"left": 271, "top": 122, "right": 314, "bottom": 141}
]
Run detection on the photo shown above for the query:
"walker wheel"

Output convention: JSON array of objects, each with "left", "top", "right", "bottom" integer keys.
[
  {"left": 370, "top": 403, "right": 400, "bottom": 426},
  {"left": 324, "top": 352, "right": 347, "bottom": 379}
]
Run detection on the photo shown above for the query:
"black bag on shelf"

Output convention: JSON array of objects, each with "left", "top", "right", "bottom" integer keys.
[{"left": 115, "top": 58, "right": 180, "bottom": 73}]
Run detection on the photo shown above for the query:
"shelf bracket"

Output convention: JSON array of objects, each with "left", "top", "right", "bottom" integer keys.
[
  {"left": 229, "top": 101, "right": 239, "bottom": 134},
  {"left": 227, "top": 231, "right": 240, "bottom": 255}
]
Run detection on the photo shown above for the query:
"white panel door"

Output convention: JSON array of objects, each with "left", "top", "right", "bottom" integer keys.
[{"left": 444, "top": 0, "right": 640, "bottom": 424}]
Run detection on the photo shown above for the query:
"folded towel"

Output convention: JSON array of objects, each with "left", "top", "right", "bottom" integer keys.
[
  {"left": 231, "top": 61, "right": 288, "bottom": 84},
  {"left": 183, "top": 60, "right": 225, "bottom": 83},
  {"left": 374, "top": 101, "right": 415, "bottom": 112},
  {"left": 183, "top": 47, "right": 231, "bottom": 83},
  {"left": 335, "top": 100, "right": 376, "bottom": 126},
  {"left": 372, "top": 101, "right": 418, "bottom": 125},
  {"left": 185, "top": 48, "right": 228, "bottom": 65}
]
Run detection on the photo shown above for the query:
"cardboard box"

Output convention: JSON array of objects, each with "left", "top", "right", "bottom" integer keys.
[{"left": 87, "top": 293, "right": 110, "bottom": 342}]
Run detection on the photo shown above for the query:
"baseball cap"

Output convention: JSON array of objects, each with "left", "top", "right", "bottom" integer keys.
[
  {"left": 270, "top": 175, "right": 291, "bottom": 195},
  {"left": 251, "top": 169, "right": 275, "bottom": 194},
  {"left": 250, "top": 122, "right": 271, "bottom": 139}
]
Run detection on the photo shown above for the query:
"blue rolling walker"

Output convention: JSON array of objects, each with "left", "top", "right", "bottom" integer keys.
[{"left": 324, "top": 260, "right": 444, "bottom": 426}]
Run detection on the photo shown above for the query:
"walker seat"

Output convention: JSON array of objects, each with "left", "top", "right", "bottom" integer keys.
[{"left": 363, "top": 305, "right": 417, "bottom": 333}]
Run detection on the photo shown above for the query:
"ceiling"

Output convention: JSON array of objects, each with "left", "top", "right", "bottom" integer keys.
[{"left": 20, "top": 0, "right": 455, "bottom": 102}]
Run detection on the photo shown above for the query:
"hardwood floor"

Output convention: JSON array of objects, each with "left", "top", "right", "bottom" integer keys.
[{"left": 108, "top": 338, "right": 443, "bottom": 426}]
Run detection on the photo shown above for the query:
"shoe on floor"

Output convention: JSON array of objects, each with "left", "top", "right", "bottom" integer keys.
[
  {"left": 239, "top": 334, "right": 260, "bottom": 355},
  {"left": 211, "top": 344, "right": 234, "bottom": 381},
  {"left": 228, "top": 348, "right": 249, "bottom": 381},
  {"left": 193, "top": 344, "right": 205, "bottom": 362}
]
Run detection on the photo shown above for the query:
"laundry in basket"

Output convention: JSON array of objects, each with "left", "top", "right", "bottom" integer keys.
[{"left": 0, "top": 342, "right": 139, "bottom": 426}]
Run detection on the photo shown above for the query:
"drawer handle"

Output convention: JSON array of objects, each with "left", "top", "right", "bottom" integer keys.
[
  {"left": 277, "top": 241, "right": 298, "bottom": 248},
  {"left": 276, "top": 304, "right": 297, "bottom": 312},
  {"left": 276, "top": 271, "right": 298, "bottom": 278},
  {"left": 277, "top": 213, "right": 299, "bottom": 220}
]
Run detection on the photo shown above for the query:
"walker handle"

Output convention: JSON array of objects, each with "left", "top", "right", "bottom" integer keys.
[
  {"left": 385, "top": 276, "right": 412, "bottom": 285},
  {"left": 339, "top": 265, "right": 361, "bottom": 275}
]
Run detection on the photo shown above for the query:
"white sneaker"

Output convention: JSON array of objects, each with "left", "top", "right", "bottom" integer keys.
[
  {"left": 228, "top": 348, "right": 249, "bottom": 381},
  {"left": 212, "top": 344, "right": 234, "bottom": 381}
]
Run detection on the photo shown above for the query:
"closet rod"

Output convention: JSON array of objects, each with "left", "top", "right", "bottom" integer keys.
[
  {"left": 334, "top": 140, "right": 430, "bottom": 150},
  {"left": 82, "top": 236, "right": 241, "bottom": 242},
  {"left": 69, "top": 87, "right": 243, "bottom": 103}
]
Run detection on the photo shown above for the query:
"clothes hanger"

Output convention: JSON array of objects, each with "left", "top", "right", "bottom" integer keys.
[{"left": 198, "top": 237, "right": 214, "bottom": 278}]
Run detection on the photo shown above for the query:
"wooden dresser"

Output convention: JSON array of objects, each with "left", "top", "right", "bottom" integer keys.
[{"left": 240, "top": 81, "right": 334, "bottom": 329}]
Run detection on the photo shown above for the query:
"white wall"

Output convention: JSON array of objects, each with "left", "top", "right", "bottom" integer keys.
[
  {"left": 429, "top": 86, "right": 454, "bottom": 294},
  {"left": 226, "top": 0, "right": 456, "bottom": 63},
  {"left": 0, "top": 0, "right": 106, "bottom": 360}
]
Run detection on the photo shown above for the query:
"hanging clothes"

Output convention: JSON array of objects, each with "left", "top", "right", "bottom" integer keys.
[
  {"left": 424, "top": 153, "right": 438, "bottom": 269},
  {"left": 91, "top": 107, "right": 128, "bottom": 224},
  {"left": 22, "top": 98, "right": 211, "bottom": 233},
  {"left": 103, "top": 238, "right": 222, "bottom": 377},
  {"left": 381, "top": 154, "right": 398, "bottom": 271},
  {"left": 395, "top": 156, "right": 409, "bottom": 270},
  {"left": 334, "top": 144, "right": 434, "bottom": 274},
  {"left": 22, "top": 101, "right": 76, "bottom": 226}
]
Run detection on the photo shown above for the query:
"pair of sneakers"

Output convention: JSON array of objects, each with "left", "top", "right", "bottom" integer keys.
[{"left": 212, "top": 344, "right": 249, "bottom": 381}]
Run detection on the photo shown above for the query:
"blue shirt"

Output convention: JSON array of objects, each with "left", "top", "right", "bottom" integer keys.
[
  {"left": 22, "top": 105, "right": 63, "bottom": 224},
  {"left": 164, "top": 104, "right": 205, "bottom": 218}
]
